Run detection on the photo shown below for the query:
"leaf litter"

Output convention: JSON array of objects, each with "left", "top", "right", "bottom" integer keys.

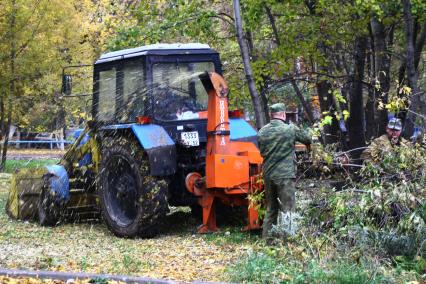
[{"left": 0, "top": 176, "right": 259, "bottom": 282}]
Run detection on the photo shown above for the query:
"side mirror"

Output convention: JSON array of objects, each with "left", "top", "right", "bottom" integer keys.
[{"left": 61, "top": 74, "right": 72, "bottom": 96}]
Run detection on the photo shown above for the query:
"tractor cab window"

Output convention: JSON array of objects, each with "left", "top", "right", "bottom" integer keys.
[
  {"left": 97, "top": 68, "right": 117, "bottom": 122},
  {"left": 117, "top": 62, "right": 146, "bottom": 122},
  {"left": 95, "top": 61, "right": 146, "bottom": 123},
  {"left": 153, "top": 62, "right": 214, "bottom": 121}
]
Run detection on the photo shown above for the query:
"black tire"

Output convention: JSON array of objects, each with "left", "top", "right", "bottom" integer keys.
[
  {"left": 38, "top": 177, "right": 61, "bottom": 226},
  {"left": 99, "top": 136, "right": 168, "bottom": 238}
]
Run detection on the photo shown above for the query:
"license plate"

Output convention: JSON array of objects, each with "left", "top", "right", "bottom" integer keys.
[{"left": 181, "top": 131, "right": 199, "bottom": 147}]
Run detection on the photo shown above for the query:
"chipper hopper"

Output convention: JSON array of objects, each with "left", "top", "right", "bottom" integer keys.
[{"left": 6, "top": 43, "right": 264, "bottom": 237}]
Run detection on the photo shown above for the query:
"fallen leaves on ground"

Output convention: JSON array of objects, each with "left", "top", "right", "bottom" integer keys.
[
  {"left": 0, "top": 276, "right": 124, "bottom": 284},
  {"left": 0, "top": 176, "right": 260, "bottom": 282}
]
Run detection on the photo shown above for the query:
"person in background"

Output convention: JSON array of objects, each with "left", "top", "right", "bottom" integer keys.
[{"left": 361, "top": 117, "right": 409, "bottom": 163}]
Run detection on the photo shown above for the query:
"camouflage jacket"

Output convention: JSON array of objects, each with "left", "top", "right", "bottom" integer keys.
[
  {"left": 361, "top": 134, "right": 410, "bottom": 163},
  {"left": 258, "top": 119, "right": 311, "bottom": 179}
]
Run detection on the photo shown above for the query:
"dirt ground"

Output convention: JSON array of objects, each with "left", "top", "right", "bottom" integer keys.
[{"left": 0, "top": 173, "right": 260, "bottom": 282}]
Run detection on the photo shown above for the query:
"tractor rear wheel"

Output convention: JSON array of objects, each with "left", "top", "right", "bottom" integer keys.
[{"left": 99, "top": 136, "right": 168, "bottom": 238}]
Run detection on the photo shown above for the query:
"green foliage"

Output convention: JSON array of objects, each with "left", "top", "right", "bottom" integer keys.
[
  {"left": 332, "top": 90, "right": 346, "bottom": 104},
  {"left": 228, "top": 252, "right": 386, "bottom": 284},
  {"left": 122, "top": 254, "right": 143, "bottom": 274},
  {"left": 248, "top": 189, "right": 266, "bottom": 219},
  {"left": 311, "top": 145, "right": 426, "bottom": 258},
  {"left": 227, "top": 251, "right": 287, "bottom": 283},
  {"left": 394, "top": 255, "right": 426, "bottom": 275},
  {"left": 0, "top": 0, "right": 135, "bottom": 132},
  {"left": 320, "top": 115, "right": 333, "bottom": 127},
  {"left": 310, "top": 143, "right": 345, "bottom": 177},
  {"left": 4, "top": 159, "right": 59, "bottom": 173}
]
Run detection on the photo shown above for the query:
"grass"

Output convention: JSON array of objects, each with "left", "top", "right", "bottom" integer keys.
[
  {"left": 3, "top": 158, "right": 59, "bottom": 173},
  {"left": 227, "top": 251, "right": 389, "bottom": 284}
]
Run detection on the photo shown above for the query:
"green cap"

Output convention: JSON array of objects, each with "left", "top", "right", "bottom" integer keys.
[
  {"left": 387, "top": 117, "right": 402, "bottom": 131},
  {"left": 270, "top": 103, "right": 286, "bottom": 113}
]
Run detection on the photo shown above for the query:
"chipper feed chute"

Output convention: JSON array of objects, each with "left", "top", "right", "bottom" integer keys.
[{"left": 185, "top": 72, "right": 264, "bottom": 233}]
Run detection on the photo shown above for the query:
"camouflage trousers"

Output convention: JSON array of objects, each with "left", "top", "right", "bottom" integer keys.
[{"left": 262, "top": 177, "right": 295, "bottom": 238}]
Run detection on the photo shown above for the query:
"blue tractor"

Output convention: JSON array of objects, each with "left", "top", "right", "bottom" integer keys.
[{"left": 6, "top": 43, "right": 260, "bottom": 238}]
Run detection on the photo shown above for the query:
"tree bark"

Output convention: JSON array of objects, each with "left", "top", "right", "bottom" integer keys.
[
  {"left": 348, "top": 36, "right": 367, "bottom": 159},
  {"left": 233, "top": 0, "right": 267, "bottom": 128},
  {"left": 402, "top": 0, "right": 424, "bottom": 135},
  {"left": 398, "top": 19, "right": 426, "bottom": 91},
  {"left": 365, "top": 39, "right": 376, "bottom": 140},
  {"left": 413, "top": 20, "right": 426, "bottom": 71},
  {"left": 244, "top": 25, "right": 270, "bottom": 124},
  {"left": 291, "top": 79, "right": 314, "bottom": 123},
  {"left": 317, "top": 79, "right": 339, "bottom": 144},
  {"left": 370, "top": 16, "right": 391, "bottom": 136},
  {"left": 0, "top": 0, "right": 16, "bottom": 171},
  {"left": 265, "top": 5, "right": 280, "bottom": 46},
  {"left": 0, "top": 88, "right": 4, "bottom": 158},
  {"left": 0, "top": 87, "right": 4, "bottom": 138}
]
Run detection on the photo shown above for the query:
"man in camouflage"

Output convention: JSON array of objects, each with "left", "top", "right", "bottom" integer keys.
[
  {"left": 361, "top": 118, "right": 409, "bottom": 163},
  {"left": 258, "top": 103, "right": 311, "bottom": 239}
]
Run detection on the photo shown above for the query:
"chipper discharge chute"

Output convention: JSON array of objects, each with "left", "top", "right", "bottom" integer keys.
[{"left": 185, "top": 72, "right": 264, "bottom": 233}]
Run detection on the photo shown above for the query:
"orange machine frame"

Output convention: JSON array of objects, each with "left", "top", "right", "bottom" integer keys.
[{"left": 185, "top": 72, "right": 263, "bottom": 233}]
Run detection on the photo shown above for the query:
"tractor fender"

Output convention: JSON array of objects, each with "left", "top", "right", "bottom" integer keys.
[
  {"left": 44, "top": 165, "right": 70, "bottom": 202},
  {"left": 229, "top": 118, "right": 258, "bottom": 142},
  {"left": 130, "top": 124, "right": 177, "bottom": 176},
  {"left": 100, "top": 124, "right": 177, "bottom": 176}
]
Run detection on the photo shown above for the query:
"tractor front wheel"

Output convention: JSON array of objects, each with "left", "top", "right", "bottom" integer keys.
[{"left": 99, "top": 137, "right": 168, "bottom": 238}]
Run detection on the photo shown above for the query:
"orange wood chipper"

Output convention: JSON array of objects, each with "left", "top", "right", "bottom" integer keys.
[{"left": 185, "top": 72, "right": 264, "bottom": 233}]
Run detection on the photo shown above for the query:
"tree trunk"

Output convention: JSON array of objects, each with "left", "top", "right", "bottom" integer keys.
[
  {"left": 317, "top": 79, "right": 339, "bottom": 144},
  {"left": 365, "top": 42, "right": 376, "bottom": 141},
  {"left": 413, "top": 20, "right": 426, "bottom": 71},
  {"left": 265, "top": 5, "right": 280, "bottom": 46},
  {"left": 245, "top": 25, "right": 270, "bottom": 124},
  {"left": 1, "top": 106, "right": 13, "bottom": 171},
  {"left": 348, "top": 36, "right": 367, "bottom": 160},
  {"left": 259, "top": 76, "right": 271, "bottom": 123},
  {"left": 370, "top": 16, "right": 391, "bottom": 136},
  {"left": 233, "top": 0, "right": 267, "bottom": 128},
  {"left": 1, "top": 0, "right": 16, "bottom": 171},
  {"left": 398, "top": 20, "right": 426, "bottom": 95},
  {"left": 403, "top": 0, "right": 424, "bottom": 135},
  {"left": 0, "top": 87, "right": 4, "bottom": 138},
  {"left": 0, "top": 87, "right": 4, "bottom": 158},
  {"left": 291, "top": 79, "right": 314, "bottom": 123}
]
